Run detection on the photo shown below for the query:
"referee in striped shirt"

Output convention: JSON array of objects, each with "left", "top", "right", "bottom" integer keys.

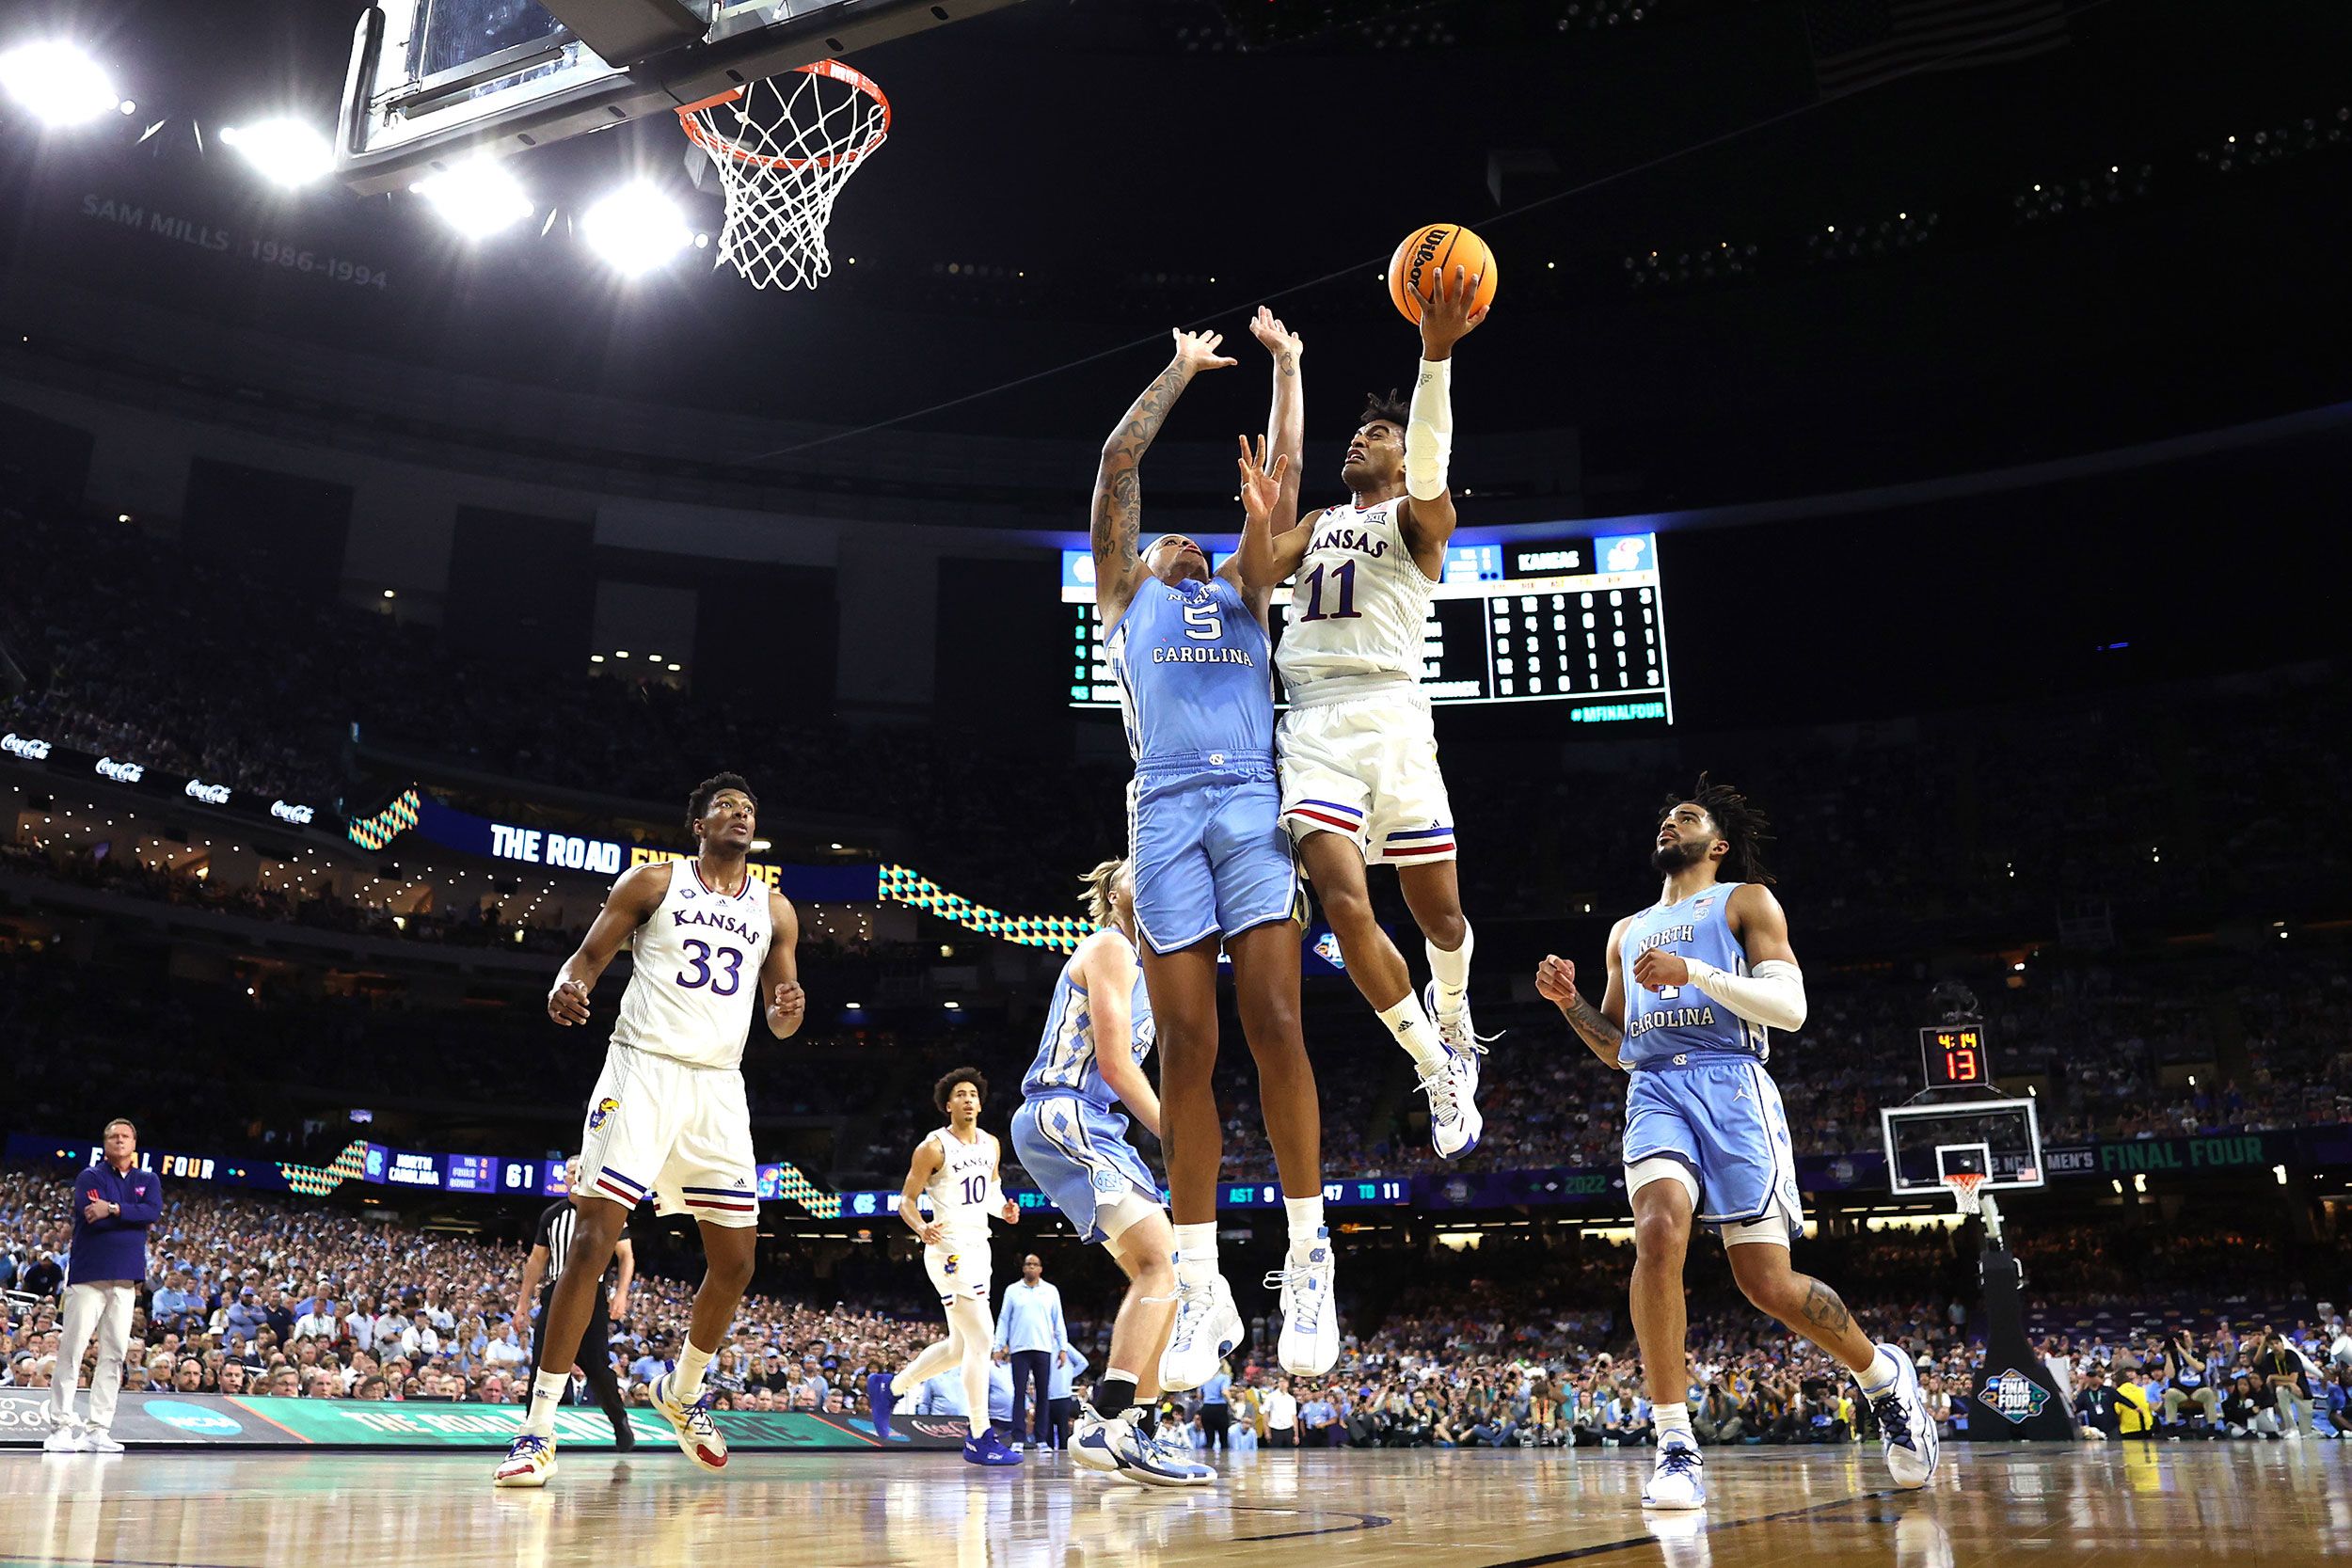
[{"left": 516, "top": 1159, "right": 637, "bottom": 1449}]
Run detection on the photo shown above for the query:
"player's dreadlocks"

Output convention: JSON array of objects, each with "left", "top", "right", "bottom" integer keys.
[
  {"left": 1360, "top": 389, "right": 1409, "bottom": 429},
  {"left": 1661, "top": 773, "right": 1777, "bottom": 886}
]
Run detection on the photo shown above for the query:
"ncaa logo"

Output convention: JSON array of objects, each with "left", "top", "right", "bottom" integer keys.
[
  {"left": 143, "top": 1399, "right": 243, "bottom": 1436},
  {"left": 588, "top": 1097, "right": 620, "bottom": 1131},
  {"left": 1979, "top": 1368, "right": 2052, "bottom": 1423}
]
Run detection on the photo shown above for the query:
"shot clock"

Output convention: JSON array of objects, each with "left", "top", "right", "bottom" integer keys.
[{"left": 1919, "top": 1025, "right": 1994, "bottom": 1091}]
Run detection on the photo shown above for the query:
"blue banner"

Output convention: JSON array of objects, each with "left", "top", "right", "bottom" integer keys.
[{"left": 409, "top": 798, "right": 879, "bottom": 902}]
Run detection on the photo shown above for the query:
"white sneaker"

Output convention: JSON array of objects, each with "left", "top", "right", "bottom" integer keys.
[
  {"left": 1420, "top": 982, "right": 1486, "bottom": 1158},
  {"left": 1159, "top": 1267, "right": 1244, "bottom": 1392},
  {"left": 1266, "top": 1227, "right": 1339, "bottom": 1377},
  {"left": 42, "top": 1424, "right": 87, "bottom": 1454},
  {"left": 649, "top": 1371, "right": 730, "bottom": 1473},
  {"left": 1864, "top": 1346, "right": 1939, "bottom": 1489},
  {"left": 1642, "top": 1435, "right": 1705, "bottom": 1510},
  {"left": 1074, "top": 1406, "right": 1216, "bottom": 1487},
  {"left": 492, "top": 1432, "right": 556, "bottom": 1487},
  {"left": 2285, "top": 1427, "right": 2304, "bottom": 1443},
  {"left": 82, "top": 1430, "right": 125, "bottom": 1454}
]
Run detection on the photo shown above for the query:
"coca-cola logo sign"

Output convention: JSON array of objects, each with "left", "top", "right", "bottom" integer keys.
[
  {"left": 184, "top": 778, "right": 232, "bottom": 805},
  {"left": 0, "top": 732, "right": 50, "bottom": 761}
]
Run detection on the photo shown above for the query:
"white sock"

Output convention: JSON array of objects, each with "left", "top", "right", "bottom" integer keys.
[
  {"left": 1378, "top": 991, "right": 1450, "bottom": 1074},
  {"left": 1173, "top": 1224, "right": 1218, "bottom": 1286},
  {"left": 1426, "top": 924, "right": 1473, "bottom": 1015},
  {"left": 1855, "top": 1346, "right": 1899, "bottom": 1396},
  {"left": 1654, "top": 1402, "right": 1693, "bottom": 1445},
  {"left": 523, "top": 1369, "right": 570, "bottom": 1437},
  {"left": 1283, "top": 1195, "right": 1325, "bottom": 1257},
  {"left": 675, "top": 1339, "right": 715, "bottom": 1402}
]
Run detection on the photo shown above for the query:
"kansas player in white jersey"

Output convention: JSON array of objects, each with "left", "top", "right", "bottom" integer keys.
[
  {"left": 868, "top": 1066, "right": 1024, "bottom": 1466},
  {"left": 1006, "top": 859, "right": 1213, "bottom": 1487},
  {"left": 1535, "top": 778, "right": 1937, "bottom": 1511},
  {"left": 497, "top": 772, "right": 805, "bottom": 1488},
  {"left": 1233, "top": 279, "right": 1490, "bottom": 1162},
  {"left": 1090, "top": 322, "right": 1338, "bottom": 1389}
]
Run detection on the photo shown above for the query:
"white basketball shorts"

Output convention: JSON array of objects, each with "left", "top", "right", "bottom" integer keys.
[
  {"left": 1278, "top": 692, "right": 1456, "bottom": 865},
  {"left": 575, "top": 1042, "right": 760, "bottom": 1228},
  {"left": 924, "top": 1237, "right": 993, "bottom": 1306}
]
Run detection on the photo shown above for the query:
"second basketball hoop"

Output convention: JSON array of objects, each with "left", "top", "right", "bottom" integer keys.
[{"left": 677, "top": 59, "right": 891, "bottom": 292}]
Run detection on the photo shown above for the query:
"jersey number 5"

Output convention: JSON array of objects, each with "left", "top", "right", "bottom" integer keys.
[
  {"left": 676, "top": 939, "right": 743, "bottom": 996},
  {"left": 1183, "top": 600, "right": 1223, "bottom": 641}
]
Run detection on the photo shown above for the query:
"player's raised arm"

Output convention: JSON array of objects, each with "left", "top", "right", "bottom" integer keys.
[
  {"left": 1077, "top": 930, "right": 1162, "bottom": 1140},
  {"left": 547, "top": 863, "right": 670, "bottom": 1027},
  {"left": 1093, "top": 329, "right": 1236, "bottom": 628},
  {"left": 761, "top": 889, "right": 805, "bottom": 1038},
  {"left": 1397, "top": 263, "right": 1489, "bottom": 555},
  {"left": 898, "top": 1139, "right": 945, "bottom": 1246},
  {"left": 1230, "top": 309, "right": 1310, "bottom": 604},
  {"left": 1535, "top": 916, "right": 1631, "bottom": 1070}
]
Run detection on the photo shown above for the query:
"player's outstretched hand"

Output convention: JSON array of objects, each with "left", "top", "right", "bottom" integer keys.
[
  {"left": 1000, "top": 1198, "right": 1022, "bottom": 1225},
  {"left": 1171, "top": 328, "right": 1237, "bottom": 374},
  {"left": 1236, "top": 434, "right": 1290, "bottom": 525},
  {"left": 1419, "top": 262, "right": 1489, "bottom": 356},
  {"left": 1631, "top": 947, "right": 1690, "bottom": 990},
  {"left": 548, "top": 977, "right": 591, "bottom": 1026},
  {"left": 1534, "top": 955, "right": 1580, "bottom": 1007},
  {"left": 1248, "top": 306, "right": 1303, "bottom": 360},
  {"left": 770, "top": 980, "right": 806, "bottom": 1027}
]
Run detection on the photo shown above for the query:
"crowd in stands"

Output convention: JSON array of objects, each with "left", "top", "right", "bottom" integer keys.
[{"left": 5, "top": 1168, "right": 2344, "bottom": 1456}]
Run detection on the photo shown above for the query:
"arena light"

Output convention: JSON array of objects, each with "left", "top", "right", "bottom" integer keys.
[
  {"left": 414, "top": 156, "right": 533, "bottom": 239},
  {"left": 221, "top": 119, "right": 334, "bottom": 189},
  {"left": 0, "top": 41, "right": 119, "bottom": 126},
  {"left": 583, "top": 182, "right": 691, "bottom": 276}
]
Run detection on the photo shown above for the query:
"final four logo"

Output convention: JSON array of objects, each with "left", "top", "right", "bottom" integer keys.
[
  {"left": 588, "top": 1097, "right": 620, "bottom": 1131},
  {"left": 1979, "top": 1368, "right": 2053, "bottom": 1423}
]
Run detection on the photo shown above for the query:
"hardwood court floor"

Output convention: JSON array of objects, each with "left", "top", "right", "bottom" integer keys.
[{"left": 4, "top": 1441, "right": 2347, "bottom": 1568}]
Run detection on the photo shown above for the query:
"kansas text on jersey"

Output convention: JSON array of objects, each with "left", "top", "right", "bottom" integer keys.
[
  {"left": 1275, "top": 497, "right": 1438, "bottom": 704},
  {"left": 612, "top": 863, "right": 772, "bottom": 1071}
]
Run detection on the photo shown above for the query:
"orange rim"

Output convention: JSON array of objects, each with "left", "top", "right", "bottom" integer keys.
[{"left": 675, "top": 58, "right": 891, "bottom": 171}]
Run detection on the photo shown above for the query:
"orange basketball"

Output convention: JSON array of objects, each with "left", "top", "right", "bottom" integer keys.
[{"left": 1388, "top": 222, "right": 1499, "bottom": 325}]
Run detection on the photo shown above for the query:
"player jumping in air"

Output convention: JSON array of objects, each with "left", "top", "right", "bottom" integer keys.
[
  {"left": 1234, "top": 274, "right": 1490, "bottom": 1159},
  {"left": 1009, "top": 858, "right": 1215, "bottom": 1486},
  {"left": 496, "top": 772, "right": 803, "bottom": 1487},
  {"left": 866, "top": 1067, "right": 1025, "bottom": 1466},
  {"left": 1534, "top": 778, "right": 1939, "bottom": 1511},
  {"left": 1091, "top": 322, "right": 1338, "bottom": 1386}
]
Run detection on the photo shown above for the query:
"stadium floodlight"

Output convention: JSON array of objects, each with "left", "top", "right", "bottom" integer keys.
[
  {"left": 0, "top": 41, "right": 119, "bottom": 126},
  {"left": 414, "top": 157, "right": 533, "bottom": 239},
  {"left": 220, "top": 119, "right": 334, "bottom": 188},
  {"left": 583, "top": 182, "right": 691, "bottom": 276}
]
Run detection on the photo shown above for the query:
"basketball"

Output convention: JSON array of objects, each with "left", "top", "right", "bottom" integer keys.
[{"left": 1388, "top": 223, "right": 1499, "bottom": 325}]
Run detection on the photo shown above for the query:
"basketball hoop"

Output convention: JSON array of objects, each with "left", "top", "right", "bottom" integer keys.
[
  {"left": 1944, "top": 1171, "right": 1985, "bottom": 1215},
  {"left": 676, "top": 59, "right": 890, "bottom": 292}
]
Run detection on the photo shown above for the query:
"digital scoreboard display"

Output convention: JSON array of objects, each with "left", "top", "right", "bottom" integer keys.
[
  {"left": 1061, "top": 530, "right": 1672, "bottom": 721},
  {"left": 1919, "top": 1026, "right": 1994, "bottom": 1090}
]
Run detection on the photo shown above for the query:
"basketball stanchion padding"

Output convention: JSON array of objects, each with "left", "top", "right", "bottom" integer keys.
[{"left": 677, "top": 59, "right": 891, "bottom": 291}]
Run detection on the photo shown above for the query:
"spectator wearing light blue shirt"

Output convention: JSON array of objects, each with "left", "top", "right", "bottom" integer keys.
[
  {"left": 992, "top": 1255, "right": 1066, "bottom": 1449},
  {"left": 1199, "top": 1362, "right": 1233, "bottom": 1450}
]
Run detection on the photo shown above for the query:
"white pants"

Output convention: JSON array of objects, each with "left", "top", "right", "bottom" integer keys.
[{"left": 53, "top": 1280, "right": 136, "bottom": 1432}]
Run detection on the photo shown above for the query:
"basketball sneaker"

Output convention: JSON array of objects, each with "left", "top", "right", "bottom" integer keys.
[
  {"left": 1422, "top": 980, "right": 1488, "bottom": 1159},
  {"left": 1863, "top": 1345, "right": 1939, "bottom": 1489},
  {"left": 41, "top": 1421, "right": 87, "bottom": 1454},
  {"left": 1642, "top": 1435, "right": 1705, "bottom": 1510},
  {"left": 962, "top": 1429, "right": 1024, "bottom": 1466},
  {"left": 866, "top": 1370, "right": 898, "bottom": 1441},
  {"left": 1265, "top": 1227, "right": 1340, "bottom": 1377},
  {"left": 1074, "top": 1405, "right": 1216, "bottom": 1487},
  {"left": 492, "top": 1433, "right": 557, "bottom": 1487},
  {"left": 1160, "top": 1268, "right": 1244, "bottom": 1392},
  {"left": 649, "top": 1371, "right": 729, "bottom": 1474},
  {"left": 82, "top": 1430, "right": 124, "bottom": 1454}
]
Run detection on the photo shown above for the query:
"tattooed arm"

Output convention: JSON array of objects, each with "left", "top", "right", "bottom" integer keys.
[
  {"left": 1534, "top": 917, "right": 1632, "bottom": 1071},
  {"left": 1092, "top": 329, "right": 1235, "bottom": 631}
]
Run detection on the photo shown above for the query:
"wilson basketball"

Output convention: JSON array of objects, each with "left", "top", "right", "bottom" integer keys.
[{"left": 1388, "top": 222, "right": 1499, "bottom": 325}]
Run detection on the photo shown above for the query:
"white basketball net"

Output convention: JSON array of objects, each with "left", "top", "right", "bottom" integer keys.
[{"left": 678, "top": 60, "right": 890, "bottom": 292}]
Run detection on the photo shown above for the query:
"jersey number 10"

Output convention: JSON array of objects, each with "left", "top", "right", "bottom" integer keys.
[
  {"left": 1297, "top": 559, "right": 1362, "bottom": 622},
  {"left": 675, "top": 939, "right": 743, "bottom": 996},
  {"left": 961, "top": 1174, "right": 986, "bottom": 1205}
]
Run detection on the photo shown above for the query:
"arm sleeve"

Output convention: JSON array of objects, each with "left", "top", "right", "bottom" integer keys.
[
  {"left": 113, "top": 1173, "right": 163, "bottom": 1227},
  {"left": 1681, "top": 958, "right": 1806, "bottom": 1032},
  {"left": 1403, "top": 357, "right": 1453, "bottom": 502}
]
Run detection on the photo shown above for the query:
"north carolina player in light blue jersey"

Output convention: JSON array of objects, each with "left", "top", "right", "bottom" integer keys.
[
  {"left": 1537, "top": 778, "right": 1937, "bottom": 1510},
  {"left": 1009, "top": 858, "right": 1212, "bottom": 1488},
  {"left": 1089, "top": 322, "right": 1337, "bottom": 1391}
]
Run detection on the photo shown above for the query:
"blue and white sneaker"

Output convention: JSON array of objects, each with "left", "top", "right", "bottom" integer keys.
[
  {"left": 866, "top": 1370, "right": 898, "bottom": 1441},
  {"left": 1076, "top": 1406, "right": 1216, "bottom": 1487},
  {"left": 648, "top": 1371, "right": 729, "bottom": 1474},
  {"left": 1160, "top": 1267, "right": 1244, "bottom": 1392},
  {"left": 1265, "top": 1227, "right": 1339, "bottom": 1377},
  {"left": 963, "top": 1428, "right": 1024, "bottom": 1466},
  {"left": 1642, "top": 1434, "right": 1705, "bottom": 1510},
  {"left": 1866, "top": 1345, "right": 1939, "bottom": 1489},
  {"left": 1423, "top": 980, "right": 1489, "bottom": 1159}
]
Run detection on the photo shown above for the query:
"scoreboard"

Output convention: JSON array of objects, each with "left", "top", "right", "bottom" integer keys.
[
  {"left": 1061, "top": 530, "right": 1672, "bottom": 721},
  {"left": 1919, "top": 1025, "right": 1994, "bottom": 1091}
]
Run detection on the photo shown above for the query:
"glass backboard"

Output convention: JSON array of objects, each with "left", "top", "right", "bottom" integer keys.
[{"left": 1880, "top": 1097, "right": 2045, "bottom": 1196}]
